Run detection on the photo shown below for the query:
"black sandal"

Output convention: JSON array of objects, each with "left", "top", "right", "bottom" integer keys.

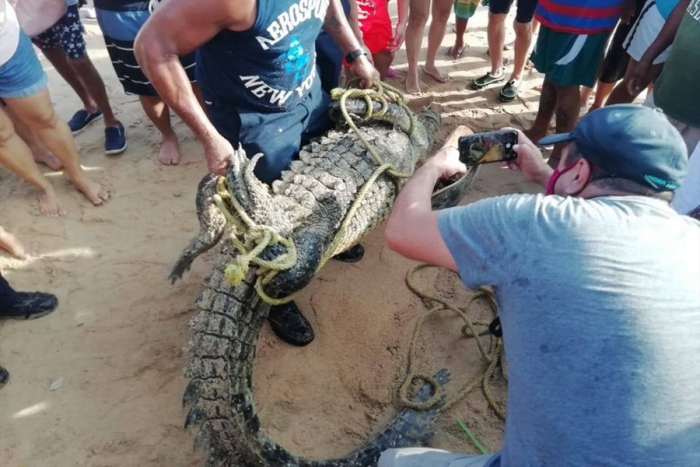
[{"left": 499, "top": 79, "right": 522, "bottom": 102}]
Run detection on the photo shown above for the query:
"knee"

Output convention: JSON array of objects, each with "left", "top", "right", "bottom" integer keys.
[
  {"left": 489, "top": 12, "right": 507, "bottom": 26},
  {"left": 433, "top": 4, "right": 453, "bottom": 22},
  {"left": 67, "top": 54, "right": 91, "bottom": 68},
  {"left": 513, "top": 20, "right": 532, "bottom": 36},
  {"left": 409, "top": 9, "right": 429, "bottom": 27},
  {"left": 0, "top": 124, "right": 14, "bottom": 146},
  {"left": 22, "top": 108, "right": 60, "bottom": 130}
]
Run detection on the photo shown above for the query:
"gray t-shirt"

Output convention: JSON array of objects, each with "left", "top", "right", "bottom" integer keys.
[{"left": 438, "top": 194, "right": 700, "bottom": 467}]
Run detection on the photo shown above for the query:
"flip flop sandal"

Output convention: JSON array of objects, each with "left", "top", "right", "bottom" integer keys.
[
  {"left": 499, "top": 79, "right": 522, "bottom": 102},
  {"left": 470, "top": 70, "right": 505, "bottom": 90}
]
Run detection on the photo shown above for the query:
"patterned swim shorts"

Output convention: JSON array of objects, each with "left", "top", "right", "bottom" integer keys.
[{"left": 32, "top": 5, "right": 87, "bottom": 59}]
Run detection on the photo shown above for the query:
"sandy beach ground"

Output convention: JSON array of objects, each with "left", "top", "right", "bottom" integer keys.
[{"left": 0, "top": 5, "right": 545, "bottom": 466}]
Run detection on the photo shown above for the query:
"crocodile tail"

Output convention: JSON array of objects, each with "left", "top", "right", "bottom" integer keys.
[{"left": 185, "top": 253, "right": 449, "bottom": 467}]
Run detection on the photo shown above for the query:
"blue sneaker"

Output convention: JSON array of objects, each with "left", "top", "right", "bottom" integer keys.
[
  {"left": 104, "top": 122, "right": 127, "bottom": 155},
  {"left": 68, "top": 109, "right": 103, "bottom": 134}
]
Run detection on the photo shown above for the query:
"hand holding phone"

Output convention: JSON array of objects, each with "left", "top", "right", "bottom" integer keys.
[{"left": 458, "top": 130, "right": 518, "bottom": 166}]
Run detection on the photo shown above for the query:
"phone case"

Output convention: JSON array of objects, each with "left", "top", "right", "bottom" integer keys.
[{"left": 458, "top": 130, "right": 518, "bottom": 166}]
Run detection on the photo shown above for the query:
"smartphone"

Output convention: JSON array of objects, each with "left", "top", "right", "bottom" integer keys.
[{"left": 458, "top": 130, "right": 518, "bottom": 166}]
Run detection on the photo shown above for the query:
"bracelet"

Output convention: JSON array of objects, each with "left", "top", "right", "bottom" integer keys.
[{"left": 345, "top": 48, "right": 367, "bottom": 64}]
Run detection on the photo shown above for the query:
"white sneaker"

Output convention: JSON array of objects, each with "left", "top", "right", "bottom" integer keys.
[{"left": 80, "top": 7, "right": 96, "bottom": 19}]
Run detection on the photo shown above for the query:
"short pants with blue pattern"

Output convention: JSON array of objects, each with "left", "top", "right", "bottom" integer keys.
[{"left": 32, "top": 4, "right": 87, "bottom": 59}]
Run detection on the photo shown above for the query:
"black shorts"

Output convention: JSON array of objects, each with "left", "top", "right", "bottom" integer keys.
[
  {"left": 94, "top": 0, "right": 196, "bottom": 96},
  {"left": 489, "top": 0, "right": 538, "bottom": 23}
]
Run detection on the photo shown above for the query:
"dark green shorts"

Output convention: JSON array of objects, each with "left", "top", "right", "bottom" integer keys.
[{"left": 530, "top": 26, "right": 611, "bottom": 88}]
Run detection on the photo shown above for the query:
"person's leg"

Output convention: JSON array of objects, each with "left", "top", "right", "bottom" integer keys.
[
  {"left": 487, "top": 12, "right": 508, "bottom": 76},
  {"left": 510, "top": 20, "right": 533, "bottom": 81},
  {"left": 525, "top": 78, "right": 556, "bottom": 141},
  {"left": 405, "top": 0, "right": 431, "bottom": 94},
  {"left": 4, "top": 89, "right": 109, "bottom": 205},
  {"left": 580, "top": 85, "right": 594, "bottom": 109},
  {"left": 68, "top": 55, "right": 120, "bottom": 128},
  {"left": 139, "top": 95, "right": 181, "bottom": 165},
  {"left": 450, "top": 17, "right": 469, "bottom": 59},
  {"left": 605, "top": 59, "right": 663, "bottom": 105},
  {"left": 4, "top": 105, "right": 62, "bottom": 170},
  {"left": 497, "top": 18, "right": 532, "bottom": 100},
  {"left": 423, "top": 0, "right": 454, "bottom": 83},
  {"left": 56, "top": 5, "right": 126, "bottom": 154},
  {"left": 0, "top": 105, "right": 63, "bottom": 215},
  {"left": 497, "top": 0, "right": 536, "bottom": 101},
  {"left": 470, "top": 6, "right": 509, "bottom": 89},
  {"left": 53, "top": 5, "right": 120, "bottom": 129},
  {"left": 589, "top": 81, "right": 615, "bottom": 110},
  {"left": 364, "top": 0, "right": 396, "bottom": 79},
  {"left": 374, "top": 50, "right": 396, "bottom": 79},
  {"left": 40, "top": 48, "right": 97, "bottom": 113},
  {"left": 550, "top": 83, "right": 581, "bottom": 164}
]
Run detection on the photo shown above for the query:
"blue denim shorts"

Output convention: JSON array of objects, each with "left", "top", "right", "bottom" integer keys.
[{"left": 0, "top": 30, "right": 48, "bottom": 99}]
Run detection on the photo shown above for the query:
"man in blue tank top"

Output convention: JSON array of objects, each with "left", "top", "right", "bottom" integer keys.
[{"left": 134, "top": 0, "right": 378, "bottom": 347}]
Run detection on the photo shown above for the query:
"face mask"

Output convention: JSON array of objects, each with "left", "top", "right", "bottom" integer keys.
[{"left": 546, "top": 160, "right": 580, "bottom": 196}]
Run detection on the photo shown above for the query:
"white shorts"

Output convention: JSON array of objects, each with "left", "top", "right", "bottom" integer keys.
[
  {"left": 378, "top": 448, "right": 495, "bottom": 467},
  {"left": 623, "top": 0, "right": 672, "bottom": 64},
  {"left": 644, "top": 89, "right": 700, "bottom": 215}
]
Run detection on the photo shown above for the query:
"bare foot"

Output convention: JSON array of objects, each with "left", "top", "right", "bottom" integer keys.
[
  {"left": 157, "top": 136, "right": 181, "bottom": 165},
  {"left": 448, "top": 43, "right": 466, "bottom": 60},
  {"left": 405, "top": 70, "right": 422, "bottom": 94},
  {"left": 32, "top": 149, "right": 63, "bottom": 170},
  {"left": 0, "top": 227, "right": 27, "bottom": 259},
  {"left": 73, "top": 177, "right": 109, "bottom": 206},
  {"left": 38, "top": 185, "right": 65, "bottom": 217},
  {"left": 422, "top": 65, "right": 449, "bottom": 83}
]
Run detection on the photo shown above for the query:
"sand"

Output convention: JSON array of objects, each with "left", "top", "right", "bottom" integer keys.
[{"left": 0, "top": 6, "right": 545, "bottom": 466}]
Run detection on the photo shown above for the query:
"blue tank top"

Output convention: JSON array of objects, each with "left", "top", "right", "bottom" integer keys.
[{"left": 196, "top": 0, "right": 329, "bottom": 112}]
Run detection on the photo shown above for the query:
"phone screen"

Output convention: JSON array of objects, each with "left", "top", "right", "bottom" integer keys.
[{"left": 458, "top": 131, "right": 518, "bottom": 166}]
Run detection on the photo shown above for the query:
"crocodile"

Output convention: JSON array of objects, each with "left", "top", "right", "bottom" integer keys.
[{"left": 172, "top": 93, "right": 476, "bottom": 466}]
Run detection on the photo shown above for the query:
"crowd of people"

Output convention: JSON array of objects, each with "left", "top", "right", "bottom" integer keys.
[{"left": 1, "top": 0, "right": 699, "bottom": 465}]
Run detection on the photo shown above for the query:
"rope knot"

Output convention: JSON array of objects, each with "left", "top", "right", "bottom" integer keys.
[{"left": 224, "top": 262, "right": 248, "bottom": 287}]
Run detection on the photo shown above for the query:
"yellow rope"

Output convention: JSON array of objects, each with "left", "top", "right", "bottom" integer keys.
[
  {"left": 215, "top": 81, "right": 417, "bottom": 305},
  {"left": 398, "top": 264, "right": 506, "bottom": 419}
]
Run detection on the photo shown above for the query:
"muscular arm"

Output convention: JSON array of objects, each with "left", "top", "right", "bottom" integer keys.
[
  {"left": 639, "top": 0, "right": 691, "bottom": 63},
  {"left": 323, "top": 0, "right": 366, "bottom": 56},
  {"left": 134, "top": 0, "right": 255, "bottom": 169}
]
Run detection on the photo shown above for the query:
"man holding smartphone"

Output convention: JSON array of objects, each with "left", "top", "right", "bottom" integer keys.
[{"left": 380, "top": 105, "right": 700, "bottom": 466}]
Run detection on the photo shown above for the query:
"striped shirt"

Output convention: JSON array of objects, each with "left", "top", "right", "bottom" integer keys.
[{"left": 536, "top": 0, "right": 626, "bottom": 35}]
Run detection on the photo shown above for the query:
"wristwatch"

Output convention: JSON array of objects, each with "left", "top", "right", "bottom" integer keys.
[{"left": 345, "top": 48, "right": 367, "bottom": 64}]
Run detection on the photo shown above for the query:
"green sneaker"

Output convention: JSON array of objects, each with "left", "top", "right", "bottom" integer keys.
[{"left": 470, "top": 69, "right": 505, "bottom": 90}]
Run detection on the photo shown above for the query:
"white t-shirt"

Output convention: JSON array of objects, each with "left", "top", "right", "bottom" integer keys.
[{"left": 0, "top": 0, "right": 20, "bottom": 67}]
